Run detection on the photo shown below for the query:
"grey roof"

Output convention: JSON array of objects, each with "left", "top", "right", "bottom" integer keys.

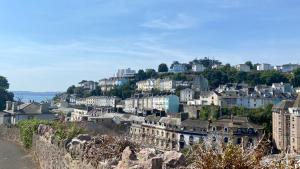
[
  {"left": 181, "top": 119, "right": 209, "bottom": 128},
  {"left": 159, "top": 117, "right": 181, "bottom": 126},
  {"left": 144, "top": 115, "right": 161, "bottom": 122},
  {"left": 273, "top": 100, "right": 295, "bottom": 110}
]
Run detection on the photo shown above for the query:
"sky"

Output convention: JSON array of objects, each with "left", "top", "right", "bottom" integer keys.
[{"left": 0, "top": 0, "right": 300, "bottom": 92}]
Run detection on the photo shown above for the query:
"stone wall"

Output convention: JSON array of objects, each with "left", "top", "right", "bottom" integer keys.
[
  {"left": 0, "top": 125, "right": 21, "bottom": 143},
  {"left": 32, "top": 134, "right": 102, "bottom": 169}
]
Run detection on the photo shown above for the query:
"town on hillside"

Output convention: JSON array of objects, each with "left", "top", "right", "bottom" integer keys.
[{"left": 1, "top": 57, "right": 300, "bottom": 168}]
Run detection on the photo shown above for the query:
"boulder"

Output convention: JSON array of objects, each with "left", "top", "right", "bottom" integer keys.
[
  {"left": 162, "top": 151, "right": 186, "bottom": 169},
  {"left": 137, "top": 148, "right": 156, "bottom": 161},
  {"left": 141, "top": 157, "right": 163, "bottom": 169}
]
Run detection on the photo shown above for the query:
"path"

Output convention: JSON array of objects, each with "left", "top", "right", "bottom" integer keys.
[{"left": 0, "top": 140, "right": 37, "bottom": 169}]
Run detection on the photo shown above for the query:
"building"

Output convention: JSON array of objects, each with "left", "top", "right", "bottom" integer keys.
[
  {"left": 116, "top": 68, "right": 136, "bottom": 78},
  {"left": 136, "top": 79, "right": 156, "bottom": 92},
  {"left": 99, "top": 77, "right": 128, "bottom": 92},
  {"left": 235, "top": 64, "right": 250, "bottom": 72},
  {"left": 3, "top": 101, "right": 56, "bottom": 124},
  {"left": 169, "top": 64, "right": 186, "bottom": 73},
  {"left": 136, "top": 78, "right": 176, "bottom": 92},
  {"left": 85, "top": 96, "right": 120, "bottom": 108},
  {"left": 257, "top": 63, "right": 272, "bottom": 71},
  {"left": 192, "top": 64, "right": 206, "bottom": 72},
  {"left": 281, "top": 64, "right": 300, "bottom": 73},
  {"left": 289, "top": 96, "right": 300, "bottom": 153},
  {"left": 124, "top": 94, "right": 180, "bottom": 114},
  {"left": 130, "top": 115, "right": 180, "bottom": 151},
  {"left": 272, "top": 82, "right": 295, "bottom": 94},
  {"left": 130, "top": 115, "right": 263, "bottom": 151},
  {"left": 180, "top": 88, "right": 195, "bottom": 103},
  {"left": 79, "top": 81, "right": 97, "bottom": 90},
  {"left": 70, "top": 108, "right": 89, "bottom": 121},
  {"left": 272, "top": 95, "right": 300, "bottom": 154}
]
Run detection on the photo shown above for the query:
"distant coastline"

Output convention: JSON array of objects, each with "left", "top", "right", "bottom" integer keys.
[{"left": 12, "top": 91, "right": 59, "bottom": 103}]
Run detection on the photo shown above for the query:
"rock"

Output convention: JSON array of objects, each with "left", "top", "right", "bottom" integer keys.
[
  {"left": 141, "top": 157, "right": 163, "bottom": 169},
  {"left": 116, "top": 147, "right": 137, "bottom": 169},
  {"left": 137, "top": 148, "right": 156, "bottom": 162},
  {"left": 162, "top": 151, "right": 186, "bottom": 169}
]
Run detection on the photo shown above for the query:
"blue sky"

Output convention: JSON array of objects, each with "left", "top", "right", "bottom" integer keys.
[{"left": 0, "top": 0, "right": 300, "bottom": 91}]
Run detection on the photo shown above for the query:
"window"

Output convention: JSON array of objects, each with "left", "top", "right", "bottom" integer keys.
[
  {"left": 212, "top": 137, "right": 216, "bottom": 142},
  {"left": 224, "top": 137, "right": 229, "bottom": 143},
  {"left": 224, "top": 128, "right": 228, "bottom": 132},
  {"left": 189, "top": 136, "right": 194, "bottom": 145}
]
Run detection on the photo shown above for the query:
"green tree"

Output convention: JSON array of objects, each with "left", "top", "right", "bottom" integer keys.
[
  {"left": 145, "top": 69, "right": 157, "bottom": 79},
  {"left": 245, "top": 61, "right": 254, "bottom": 70},
  {"left": 158, "top": 63, "right": 169, "bottom": 72},
  {"left": 67, "top": 85, "right": 76, "bottom": 94},
  {"left": 136, "top": 69, "right": 147, "bottom": 81},
  {"left": 292, "top": 68, "right": 300, "bottom": 87},
  {"left": 0, "top": 76, "right": 14, "bottom": 110}
]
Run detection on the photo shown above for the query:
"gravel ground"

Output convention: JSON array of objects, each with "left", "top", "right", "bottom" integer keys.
[{"left": 0, "top": 140, "right": 37, "bottom": 169}]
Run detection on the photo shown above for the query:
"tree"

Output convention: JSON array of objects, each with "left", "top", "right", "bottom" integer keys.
[
  {"left": 292, "top": 68, "right": 300, "bottom": 87},
  {"left": 245, "top": 61, "right": 254, "bottom": 70},
  {"left": 0, "top": 76, "right": 14, "bottom": 110},
  {"left": 67, "top": 85, "right": 76, "bottom": 94},
  {"left": 135, "top": 69, "right": 147, "bottom": 81},
  {"left": 145, "top": 69, "right": 157, "bottom": 79},
  {"left": 158, "top": 63, "right": 169, "bottom": 72}
]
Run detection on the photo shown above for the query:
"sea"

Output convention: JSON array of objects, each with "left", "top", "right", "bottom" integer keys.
[{"left": 13, "top": 91, "right": 58, "bottom": 103}]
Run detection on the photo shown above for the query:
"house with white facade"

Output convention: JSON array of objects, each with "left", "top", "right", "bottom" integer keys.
[
  {"left": 192, "top": 64, "right": 206, "bottom": 72},
  {"left": 124, "top": 94, "right": 180, "bottom": 114},
  {"left": 169, "top": 64, "right": 186, "bottom": 73},
  {"left": 257, "top": 63, "right": 272, "bottom": 71},
  {"left": 99, "top": 77, "right": 128, "bottom": 92},
  {"left": 116, "top": 68, "right": 136, "bottom": 78},
  {"left": 235, "top": 64, "right": 250, "bottom": 72},
  {"left": 180, "top": 88, "right": 195, "bottom": 103},
  {"left": 281, "top": 64, "right": 300, "bottom": 73},
  {"left": 79, "top": 81, "right": 97, "bottom": 90}
]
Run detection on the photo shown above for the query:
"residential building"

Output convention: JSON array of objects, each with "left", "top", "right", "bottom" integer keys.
[
  {"left": 169, "top": 63, "right": 186, "bottom": 73},
  {"left": 136, "top": 78, "right": 176, "bottom": 92},
  {"left": 85, "top": 96, "right": 120, "bottom": 108},
  {"left": 257, "top": 63, "right": 272, "bottom": 71},
  {"left": 3, "top": 101, "right": 55, "bottom": 125},
  {"left": 289, "top": 96, "right": 300, "bottom": 154},
  {"left": 130, "top": 115, "right": 263, "bottom": 151},
  {"left": 124, "top": 94, "right": 180, "bottom": 114},
  {"left": 180, "top": 88, "right": 195, "bottom": 103},
  {"left": 116, "top": 68, "right": 136, "bottom": 78},
  {"left": 70, "top": 108, "right": 89, "bottom": 121},
  {"left": 281, "top": 64, "right": 300, "bottom": 73},
  {"left": 235, "top": 64, "right": 250, "bottom": 72},
  {"left": 99, "top": 77, "right": 128, "bottom": 92},
  {"left": 272, "top": 95, "right": 300, "bottom": 153},
  {"left": 79, "top": 81, "right": 97, "bottom": 90},
  {"left": 192, "top": 64, "right": 206, "bottom": 72},
  {"left": 191, "top": 76, "right": 209, "bottom": 92},
  {"left": 272, "top": 82, "right": 295, "bottom": 94}
]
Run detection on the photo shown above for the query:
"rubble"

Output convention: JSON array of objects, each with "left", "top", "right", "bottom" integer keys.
[{"left": 37, "top": 125, "right": 187, "bottom": 169}]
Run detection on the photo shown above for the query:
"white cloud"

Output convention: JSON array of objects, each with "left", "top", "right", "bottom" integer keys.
[{"left": 141, "top": 13, "right": 196, "bottom": 30}]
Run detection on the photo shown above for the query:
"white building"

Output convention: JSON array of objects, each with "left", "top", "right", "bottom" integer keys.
[
  {"left": 180, "top": 88, "right": 195, "bottom": 103},
  {"left": 235, "top": 64, "right": 250, "bottom": 72},
  {"left": 136, "top": 79, "right": 156, "bottom": 92},
  {"left": 124, "top": 95, "right": 180, "bottom": 114},
  {"left": 99, "top": 78, "right": 128, "bottom": 92},
  {"left": 116, "top": 68, "right": 136, "bottom": 78},
  {"left": 70, "top": 108, "right": 89, "bottom": 121},
  {"left": 136, "top": 78, "right": 175, "bottom": 92},
  {"left": 169, "top": 64, "right": 186, "bottom": 73},
  {"left": 281, "top": 64, "right": 300, "bottom": 73},
  {"left": 192, "top": 64, "right": 206, "bottom": 72},
  {"left": 257, "top": 63, "right": 272, "bottom": 71},
  {"left": 79, "top": 81, "right": 97, "bottom": 90},
  {"left": 76, "top": 96, "right": 120, "bottom": 108}
]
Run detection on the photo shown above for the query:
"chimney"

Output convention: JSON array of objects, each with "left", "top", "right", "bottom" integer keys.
[
  {"left": 5, "top": 101, "right": 12, "bottom": 111},
  {"left": 12, "top": 102, "right": 17, "bottom": 112}
]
